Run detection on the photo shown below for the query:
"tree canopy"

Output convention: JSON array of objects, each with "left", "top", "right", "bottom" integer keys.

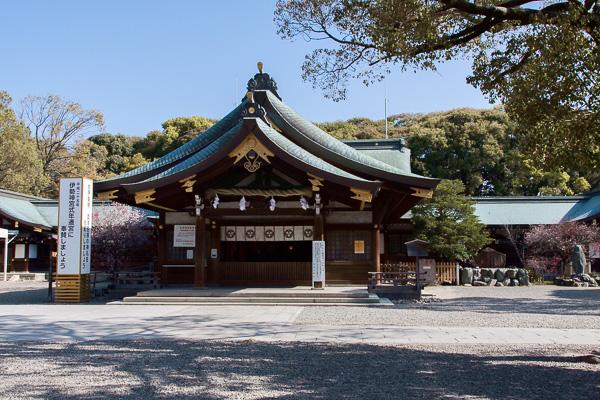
[
  {"left": 411, "top": 179, "right": 492, "bottom": 260},
  {"left": 19, "top": 94, "right": 104, "bottom": 180},
  {"left": 404, "top": 107, "right": 593, "bottom": 196},
  {"left": 275, "top": 0, "right": 600, "bottom": 172},
  {"left": 0, "top": 91, "right": 49, "bottom": 195}
]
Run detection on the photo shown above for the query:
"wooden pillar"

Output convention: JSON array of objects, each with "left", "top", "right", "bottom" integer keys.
[
  {"left": 157, "top": 213, "right": 167, "bottom": 283},
  {"left": 314, "top": 215, "right": 324, "bottom": 241},
  {"left": 194, "top": 214, "right": 206, "bottom": 288},
  {"left": 209, "top": 222, "right": 220, "bottom": 285},
  {"left": 373, "top": 226, "right": 380, "bottom": 273}
]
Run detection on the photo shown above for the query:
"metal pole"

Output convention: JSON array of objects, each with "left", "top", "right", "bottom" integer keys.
[
  {"left": 3, "top": 238, "right": 7, "bottom": 282},
  {"left": 384, "top": 79, "right": 388, "bottom": 139}
]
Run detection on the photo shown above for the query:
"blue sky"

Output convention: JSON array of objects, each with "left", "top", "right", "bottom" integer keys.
[{"left": 1, "top": 0, "right": 492, "bottom": 138}]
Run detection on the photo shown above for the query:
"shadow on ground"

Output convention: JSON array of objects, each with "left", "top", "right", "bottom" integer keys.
[
  {"left": 421, "top": 287, "right": 600, "bottom": 316},
  {"left": 0, "top": 340, "right": 597, "bottom": 399}
]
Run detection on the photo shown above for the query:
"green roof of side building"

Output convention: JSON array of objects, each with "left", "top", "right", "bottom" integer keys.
[{"left": 472, "top": 192, "right": 600, "bottom": 226}]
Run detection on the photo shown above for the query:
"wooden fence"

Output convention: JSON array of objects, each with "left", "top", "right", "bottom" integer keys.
[{"left": 382, "top": 261, "right": 458, "bottom": 284}]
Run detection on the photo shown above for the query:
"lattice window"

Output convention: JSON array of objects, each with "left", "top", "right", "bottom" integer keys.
[
  {"left": 326, "top": 231, "right": 371, "bottom": 261},
  {"left": 326, "top": 231, "right": 348, "bottom": 261},
  {"left": 388, "top": 234, "right": 412, "bottom": 255}
]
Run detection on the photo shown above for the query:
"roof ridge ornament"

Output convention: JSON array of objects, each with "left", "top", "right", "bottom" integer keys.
[
  {"left": 241, "top": 91, "right": 271, "bottom": 126},
  {"left": 246, "top": 62, "right": 282, "bottom": 100}
]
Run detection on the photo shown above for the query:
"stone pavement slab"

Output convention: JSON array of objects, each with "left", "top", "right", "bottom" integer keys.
[{"left": 1, "top": 303, "right": 600, "bottom": 345}]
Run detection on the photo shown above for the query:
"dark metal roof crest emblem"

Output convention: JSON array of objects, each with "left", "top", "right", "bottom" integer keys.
[
  {"left": 241, "top": 91, "right": 270, "bottom": 127},
  {"left": 246, "top": 62, "right": 282, "bottom": 100}
]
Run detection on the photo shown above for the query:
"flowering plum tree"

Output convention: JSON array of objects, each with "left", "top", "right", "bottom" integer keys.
[
  {"left": 91, "top": 203, "right": 150, "bottom": 278},
  {"left": 525, "top": 222, "right": 600, "bottom": 270}
]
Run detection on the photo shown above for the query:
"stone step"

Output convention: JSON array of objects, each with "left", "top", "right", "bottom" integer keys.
[
  {"left": 110, "top": 295, "right": 394, "bottom": 307},
  {"left": 120, "top": 294, "right": 381, "bottom": 304},
  {"left": 135, "top": 290, "right": 370, "bottom": 299}
]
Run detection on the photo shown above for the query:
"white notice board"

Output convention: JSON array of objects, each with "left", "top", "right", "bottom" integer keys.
[
  {"left": 57, "top": 177, "right": 93, "bottom": 275},
  {"left": 174, "top": 225, "right": 195, "bottom": 247},
  {"left": 312, "top": 241, "right": 325, "bottom": 286}
]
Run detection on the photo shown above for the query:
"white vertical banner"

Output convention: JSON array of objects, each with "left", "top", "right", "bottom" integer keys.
[
  {"left": 58, "top": 177, "right": 93, "bottom": 275},
  {"left": 312, "top": 240, "right": 325, "bottom": 288}
]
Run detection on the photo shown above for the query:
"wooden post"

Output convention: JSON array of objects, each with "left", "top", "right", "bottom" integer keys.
[
  {"left": 416, "top": 256, "right": 421, "bottom": 295},
  {"left": 194, "top": 214, "right": 206, "bottom": 288},
  {"left": 48, "top": 239, "right": 54, "bottom": 302},
  {"left": 209, "top": 223, "right": 220, "bottom": 285},
  {"left": 157, "top": 212, "right": 167, "bottom": 283},
  {"left": 313, "top": 215, "right": 324, "bottom": 241},
  {"left": 373, "top": 227, "right": 380, "bottom": 273}
]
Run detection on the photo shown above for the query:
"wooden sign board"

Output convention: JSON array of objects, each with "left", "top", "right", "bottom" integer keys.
[
  {"left": 56, "top": 177, "right": 93, "bottom": 302},
  {"left": 312, "top": 240, "right": 325, "bottom": 289}
]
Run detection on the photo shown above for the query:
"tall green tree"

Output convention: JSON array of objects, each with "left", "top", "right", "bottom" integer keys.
[
  {"left": 88, "top": 133, "right": 147, "bottom": 175},
  {"left": 139, "top": 116, "right": 217, "bottom": 159},
  {"left": 411, "top": 179, "right": 492, "bottom": 260},
  {"left": 19, "top": 94, "right": 104, "bottom": 180},
  {"left": 0, "top": 91, "right": 48, "bottom": 195},
  {"left": 405, "top": 107, "right": 592, "bottom": 196},
  {"left": 275, "top": 0, "right": 600, "bottom": 172}
]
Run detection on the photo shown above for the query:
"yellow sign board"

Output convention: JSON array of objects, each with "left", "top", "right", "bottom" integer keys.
[{"left": 354, "top": 240, "right": 365, "bottom": 254}]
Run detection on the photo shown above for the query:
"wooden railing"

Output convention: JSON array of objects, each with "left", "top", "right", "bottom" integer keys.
[
  {"left": 436, "top": 261, "right": 458, "bottom": 284},
  {"left": 368, "top": 271, "right": 425, "bottom": 294},
  {"left": 113, "top": 271, "right": 161, "bottom": 292},
  {"left": 382, "top": 261, "right": 458, "bottom": 284}
]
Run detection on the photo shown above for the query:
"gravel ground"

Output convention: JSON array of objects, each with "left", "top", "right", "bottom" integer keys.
[
  {"left": 0, "top": 280, "right": 112, "bottom": 305},
  {"left": 0, "top": 280, "right": 53, "bottom": 305},
  {"left": 1, "top": 282, "right": 600, "bottom": 399},
  {"left": 294, "top": 285, "right": 600, "bottom": 329},
  {"left": 0, "top": 340, "right": 599, "bottom": 400}
]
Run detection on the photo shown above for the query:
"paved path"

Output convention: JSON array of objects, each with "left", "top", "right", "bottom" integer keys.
[{"left": 2, "top": 303, "right": 600, "bottom": 344}]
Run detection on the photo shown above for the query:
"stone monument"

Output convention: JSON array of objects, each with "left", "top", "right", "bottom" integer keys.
[{"left": 572, "top": 244, "right": 586, "bottom": 275}]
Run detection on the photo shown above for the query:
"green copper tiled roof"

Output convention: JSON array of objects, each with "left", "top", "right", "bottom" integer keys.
[
  {"left": 472, "top": 196, "right": 584, "bottom": 225},
  {"left": 100, "top": 100, "right": 247, "bottom": 183},
  {"left": 263, "top": 91, "right": 435, "bottom": 181},
  {"left": 123, "top": 121, "right": 244, "bottom": 187},
  {"left": 256, "top": 119, "right": 378, "bottom": 184},
  {"left": 563, "top": 190, "right": 600, "bottom": 221},
  {"left": 0, "top": 196, "right": 54, "bottom": 229}
]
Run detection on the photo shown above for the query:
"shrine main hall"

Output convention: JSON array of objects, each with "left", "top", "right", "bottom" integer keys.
[{"left": 94, "top": 66, "right": 440, "bottom": 287}]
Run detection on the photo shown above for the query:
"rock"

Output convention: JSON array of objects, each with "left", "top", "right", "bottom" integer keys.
[
  {"left": 582, "top": 282, "right": 589, "bottom": 287},
  {"left": 495, "top": 269, "right": 505, "bottom": 281},
  {"left": 8, "top": 275, "right": 19, "bottom": 281},
  {"left": 495, "top": 282, "right": 504, "bottom": 287},
  {"left": 503, "top": 278, "right": 511, "bottom": 286},
  {"left": 473, "top": 268, "right": 482, "bottom": 281},
  {"left": 518, "top": 269, "right": 530, "bottom": 286},
  {"left": 488, "top": 279, "right": 497, "bottom": 286},
  {"left": 510, "top": 279, "right": 519, "bottom": 286},
  {"left": 571, "top": 274, "right": 599, "bottom": 287},
  {"left": 505, "top": 269, "right": 517, "bottom": 279},
  {"left": 482, "top": 276, "right": 491, "bottom": 283},
  {"left": 472, "top": 281, "right": 487, "bottom": 286},
  {"left": 481, "top": 269, "right": 492, "bottom": 279},
  {"left": 460, "top": 268, "right": 473, "bottom": 285}
]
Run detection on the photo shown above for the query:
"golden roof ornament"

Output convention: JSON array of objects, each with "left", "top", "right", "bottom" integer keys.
[{"left": 257, "top": 62, "right": 263, "bottom": 74}]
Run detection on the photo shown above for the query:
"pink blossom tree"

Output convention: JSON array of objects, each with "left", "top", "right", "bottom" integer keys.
[
  {"left": 91, "top": 202, "right": 151, "bottom": 279},
  {"left": 525, "top": 221, "right": 600, "bottom": 271}
]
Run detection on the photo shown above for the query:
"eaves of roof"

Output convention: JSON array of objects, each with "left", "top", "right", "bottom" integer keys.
[{"left": 261, "top": 90, "right": 439, "bottom": 189}]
